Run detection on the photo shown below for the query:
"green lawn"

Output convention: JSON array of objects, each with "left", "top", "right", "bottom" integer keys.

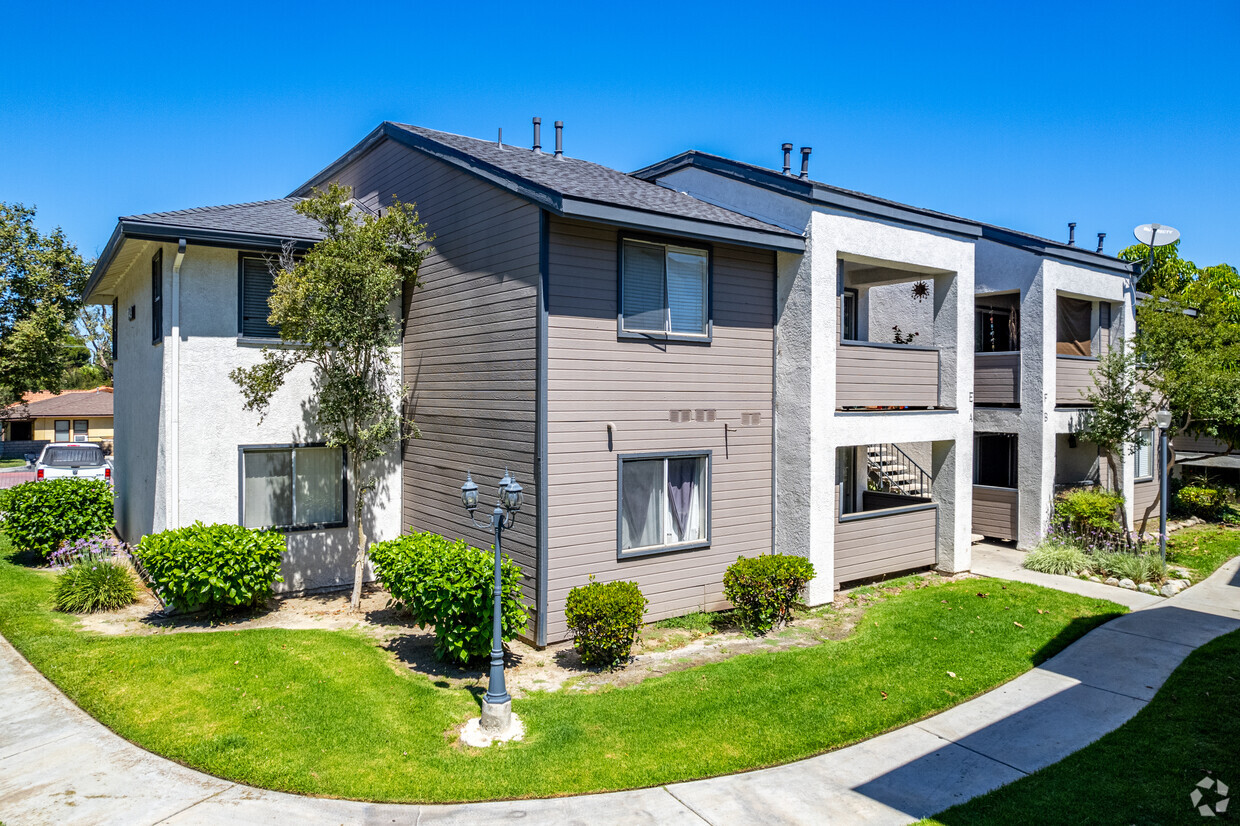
[
  {"left": 0, "top": 459, "right": 26, "bottom": 469},
  {"left": 926, "top": 628, "right": 1240, "bottom": 825},
  {"left": 0, "top": 537, "right": 1126, "bottom": 803},
  {"left": 1167, "top": 523, "right": 1240, "bottom": 580}
]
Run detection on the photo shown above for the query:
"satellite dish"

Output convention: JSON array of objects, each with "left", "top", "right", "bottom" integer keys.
[{"left": 1133, "top": 223, "right": 1180, "bottom": 247}]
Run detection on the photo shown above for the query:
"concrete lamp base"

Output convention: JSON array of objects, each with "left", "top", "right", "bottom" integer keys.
[{"left": 461, "top": 706, "right": 524, "bottom": 748}]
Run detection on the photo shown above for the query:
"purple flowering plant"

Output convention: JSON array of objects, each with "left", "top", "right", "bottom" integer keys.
[{"left": 48, "top": 534, "right": 127, "bottom": 569}]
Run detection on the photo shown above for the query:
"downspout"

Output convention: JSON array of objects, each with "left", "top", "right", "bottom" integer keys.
[{"left": 167, "top": 239, "right": 186, "bottom": 529}]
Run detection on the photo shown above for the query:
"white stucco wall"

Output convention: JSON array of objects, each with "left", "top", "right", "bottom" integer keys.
[{"left": 108, "top": 242, "right": 402, "bottom": 592}]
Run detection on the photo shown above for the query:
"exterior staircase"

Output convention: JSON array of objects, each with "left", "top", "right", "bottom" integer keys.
[{"left": 866, "top": 444, "right": 931, "bottom": 498}]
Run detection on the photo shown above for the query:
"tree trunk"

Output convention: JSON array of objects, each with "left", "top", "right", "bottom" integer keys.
[
  {"left": 349, "top": 455, "right": 366, "bottom": 612},
  {"left": 1110, "top": 457, "right": 1133, "bottom": 550}
]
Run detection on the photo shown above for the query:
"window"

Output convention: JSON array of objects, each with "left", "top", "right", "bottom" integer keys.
[
  {"left": 151, "top": 249, "right": 163, "bottom": 344},
  {"left": 241, "top": 444, "right": 346, "bottom": 530},
  {"left": 620, "top": 239, "right": 709, "bottom": 338},
  {"left": 111, "top": 299, "right": 118, "bottom": 361},
  {"left": 974, "top": 434, "right": 1018, "bottom": 488},
  {"left": 54, "top": 420, "right": 70, "bottom": 442},
  {"left": 239, "top": 255, "right": 280, "bottom": 339},
  {"left": 72, "top": 420, "right": 89, "bottom": 442},
  {"left": 1056, "top": 296, "right": 1092, "bottom": 356},
  {"left": 1135, "top": 428, "right": 1155, "bottom": 479},
  {"left": 842, "top": 289, "right": 858, "bottom": 341},
  {"left": 837, "top": 446, "right": 857, "bottom": 514},
  {"left": 975, "top": 307, "right": 1014, "bottom": 352},
  {"left": 618, "top": 452, "right": 709, "bottom": 556}
]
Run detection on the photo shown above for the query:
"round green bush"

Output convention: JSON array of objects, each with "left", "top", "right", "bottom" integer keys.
[
  {"left": 132, "top": 522, "right": 285, "bottom": 615},
  {"left": 369, "top": 532, "right": 527, "bottom": 665},
  {"left": 52, "top": 559, "right": 138, "bottom": 613},
  {"left": 1053, "top": 488, "right": 1123, "bottom": 537},
  {"left": 1175, "top": 485, "right": 1226, "bottom": 521},
  {"left": 4, "top": 478, "right": 113, "bottom": 557},
  {"left": 723, "top": 554, "right": 815, "bottom": 633},
  {"left": 565, "top": 579, "right": 648, "bottom": 668}
]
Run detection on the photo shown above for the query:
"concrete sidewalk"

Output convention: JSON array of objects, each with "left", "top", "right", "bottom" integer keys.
[{"left": 1, "top": 557, "right": 1237, "bottom": 825}]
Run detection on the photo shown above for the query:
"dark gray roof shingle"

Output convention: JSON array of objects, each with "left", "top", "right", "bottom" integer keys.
[
  {"left": 123, "top": 198, "right": 325, "bottom": 241},
  {"left": 381, "top": 124, "right": 796, "bottom": 237}
]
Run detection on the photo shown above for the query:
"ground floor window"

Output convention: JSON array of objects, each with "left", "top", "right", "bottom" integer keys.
[
  {"left": 73, "top": 420, "right": 89, "bottom": 442},
  {"left": 241, "top": 444, "right": 346, "bottom": 531},
  {"left": 54, "top": 420, "right": 70, "bottom": 441},
  {"left": 618, "top": 452, "right": 709, "bottom": 557},
  {"left": 1135, "top": 428, "right": 1155, "bottom": 480},
  {"left": 974, "top": 433, "right": 1018, "bottom": 488}
]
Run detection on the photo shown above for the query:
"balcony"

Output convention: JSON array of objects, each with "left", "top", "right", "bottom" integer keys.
[
  {"left": 1055, "top": 355, "right": 1099, "bottom": 407},
  {"left": 836, "top": 491, "right": 937, "bottom": 583},
  {"left": 974, "top": 351, "right": 1020, "bottom": 406},
  {"left": 837, "top": 341, "right": 940, "bottom": 409},
  {"left": 972, "top": 485, "right": 1018, "bottom": 542}
]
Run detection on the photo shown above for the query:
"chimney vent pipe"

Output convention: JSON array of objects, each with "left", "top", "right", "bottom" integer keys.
[
  {"left": 532, "top": 117, "right": 541, "bottom": 153},
  {"left": 555, "top": 121, "right": 563, "bottom": 158},
  {"left": 1096, "top": 232, "right": 1106, "bottom": 253},
  {"left": 497, "top": 127, "right": 503, "bottom": 149},
  {"left": 799, "top": 147, "right": 812, "bottom": 179},
  {"left": 782, "top": 143, "right": 793, "bottom": 175},
  {"left": 1068, "top": 222, "right": 1077, "bottom": 246}
]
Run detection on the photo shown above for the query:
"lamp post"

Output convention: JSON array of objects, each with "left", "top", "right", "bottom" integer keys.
[
  {"left": 460, "top": 469, "right": 522, "bottom": 735},
  {"left": 1154, "top": 408, "right": 1172, "bottom": 565}
]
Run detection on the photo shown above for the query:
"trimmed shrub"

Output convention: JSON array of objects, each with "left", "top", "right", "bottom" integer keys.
[
  {"left": 1054, "top": 488, "right": 1123, "bottom": 537},
  {"left": 1092, "top": 551, "right": 1166, "bottom": 584},
  {"left": 1176, "top": 485, "right": 1226, "bottom": 521},
  {"left": 4, "top": 478, "right": 113, "bottom": 557},
  {"left": 52, "top": 559, "right": 138, "bottom": 613},
  {"left": 564, "top": 579, "right": 648, "bottom": 667},
  {"left": 369, "top": 532, "right": 527, "bottom": 665},
  {"left": 723, "top": 554, "right": 816, "bottom": 633},
  {"left": 1023, "top": 540, "right": 1090, "bottom": 576},
  {"left": 133, "top": 522, "right": 285, "bottom": 615}
]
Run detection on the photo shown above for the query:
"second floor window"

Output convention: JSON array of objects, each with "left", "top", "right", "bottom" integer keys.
[
  {"left": 239, "top": 256, "right": 280, "bottom": 339},
  {"left": 621, "top": 239, "right": 709, "bottom": 337}
]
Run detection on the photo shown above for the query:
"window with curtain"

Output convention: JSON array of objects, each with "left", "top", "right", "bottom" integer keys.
[
  {"left": 1056, "top": 296, "right": 1093, "bottom": 356},
  {"left": 620, "top": 239, "right": 709, "bottom": 337},
  {"left": 242, "top": 445, "right": 345, "bottom": 530},
  {"left": 1135, "top": 428, "right": 1155, "bottom": 479},
  {"left": 239, "top": 256, "right": 280, "bottom": 338},
  {"left": 619, "top": 453, "right": 709, "bottom": 555}
]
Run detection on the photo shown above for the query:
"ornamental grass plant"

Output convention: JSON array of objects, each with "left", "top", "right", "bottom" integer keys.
[{"left": 52, "top": 559, "right": 138, "bottom": 613}]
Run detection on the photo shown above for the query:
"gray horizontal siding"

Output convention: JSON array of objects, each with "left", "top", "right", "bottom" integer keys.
[
  {"left": 544, "top": 217, "right": 774, "bottom": 643},
  {"left": 324, "top": 139, "right": 542, "bottom": 626},
  {"left": 1173, "top": 433, "right": 1233, "bottom": 455},
  {"left": 1132, "top": 479, "right": 1160, "bottom": 533},
  {"left": 837, "top": 343, "right": 939, "bottom": 408},
  {"left": 835, "top": 505, "right": 937, "bottom": 583},
  {"left": 974, "top": 352, "right": 1020, "bottom": 406},
  {"left": 972, "top": 485, "right": 1018, "bottom": 541},
  {"left": 1055, "top": 357, "right": 1099, "bottom": 407}
]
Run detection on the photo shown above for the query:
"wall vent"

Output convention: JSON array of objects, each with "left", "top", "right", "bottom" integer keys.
[
  {"left": 741, "top": 412, "right": 762, "bottom": 426},
  {"left": 694, "top": 409, "right": 717, "bottom": 423},
  {"left": 669, "top": 409, "right": 692, "bottom": 423}
]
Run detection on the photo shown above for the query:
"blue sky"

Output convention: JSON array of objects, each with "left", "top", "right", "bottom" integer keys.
[{"left": 2, "top": 0, "right": 1235, "bottom": 266}]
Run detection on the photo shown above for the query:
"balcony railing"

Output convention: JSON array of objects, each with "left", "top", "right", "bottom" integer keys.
[
  {"left": 974, "top": 351, "right": 1020, "bottom": 406},
  {"left": 836, "top": 491, "right": 937, "bottom": 583},
  {"left": 972, "top": 484, "right": 1018, "bottom": 542},
  {"left": 1055, "top": 355, "right": 1099, "bottom": 407},
  {"left": 837, "top": 341, "right": 940, "bottom": 409}
]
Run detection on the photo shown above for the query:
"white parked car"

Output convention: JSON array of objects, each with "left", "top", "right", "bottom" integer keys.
[{"left": 35, "top": 442, "right": 112, "bottom": 482}]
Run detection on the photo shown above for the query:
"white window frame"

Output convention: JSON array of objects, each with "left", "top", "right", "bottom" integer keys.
[
  {"left": 238, "top": 443, "right": 348, "bottom": 532},
  {"left": 616, "top": 451, "right": 711, "bottom": 559},
  {"left": 618, "top": 237, "right": 712, "bottom": 341},
  {"left": 1134, "top": 428, "right": 1156, "bottom": 481},
  {"left": 72, "top": 420, "right": 89, "bottom": 443},
  {"left": 54, "top": 419, "right": 70, "bottom": 442}
]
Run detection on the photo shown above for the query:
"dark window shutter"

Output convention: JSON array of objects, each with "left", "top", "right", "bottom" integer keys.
[
  {"left": 151, "top": 250, "right": 163, "bottom": 344},
  {"left": 240, "top": 257, "right": 280, "bottom": 338}
]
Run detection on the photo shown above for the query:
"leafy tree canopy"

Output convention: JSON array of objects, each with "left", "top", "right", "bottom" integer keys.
[{"left": 0, "top": 203, "right": 91, "bottom": 406}]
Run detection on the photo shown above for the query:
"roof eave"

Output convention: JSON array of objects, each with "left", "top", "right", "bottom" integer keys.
[{"left": 561, "top": 197, "right": 804, "bottom": 252}]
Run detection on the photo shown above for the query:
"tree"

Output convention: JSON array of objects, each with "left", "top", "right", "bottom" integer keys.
[
  {"left": 0, "top": 203, "right": 91, "bottom": 406},
  {"left": 230, "top": 184, "right": 431, "bottom": 611},
  {"left": 77, "top": 304, "right": 114, "bottom": 381},
  {"left": 1075, "top": 344, "right": 1155, "bottom": 538}
]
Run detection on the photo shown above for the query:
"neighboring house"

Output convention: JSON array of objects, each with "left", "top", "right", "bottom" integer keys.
[
  {"left": 1172, "top": 433, "right": 1240, "bottom": 491},
  {"left": 631, "top": 148, "right": 1144, "bottom": 557},
  {"left": 83, "top": 120, "right": 1153, "bottom": 644},
  {"left": 0, "top": 387, "right": 114, "bottom": 459}
]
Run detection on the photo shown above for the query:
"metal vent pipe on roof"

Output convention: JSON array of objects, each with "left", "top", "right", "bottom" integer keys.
[
  {"left": 782, "top": 143, "right": 793, "bottom": 175},
  {"left": 1097, "top": 232, "right": 1106, "bottom": 253},
  {"left": 532, "top": 117, "right": 542, "bottom": 153},
  {"left": 1068, "top": 222, "right": 1076, "bottom": 246},
  {"left": 555, "top": 121, "right": 564, "bottom": 158},
  {"left": 497, "top": 128, "right": 503, "bottom": 149},
  {"left": 799, "top": 147, "right": 812, "bottom": 179}
]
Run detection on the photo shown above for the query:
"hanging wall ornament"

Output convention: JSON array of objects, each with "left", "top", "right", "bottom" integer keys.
[{"left": 911, "top": 281, "right": 930, "bottom": 302}]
